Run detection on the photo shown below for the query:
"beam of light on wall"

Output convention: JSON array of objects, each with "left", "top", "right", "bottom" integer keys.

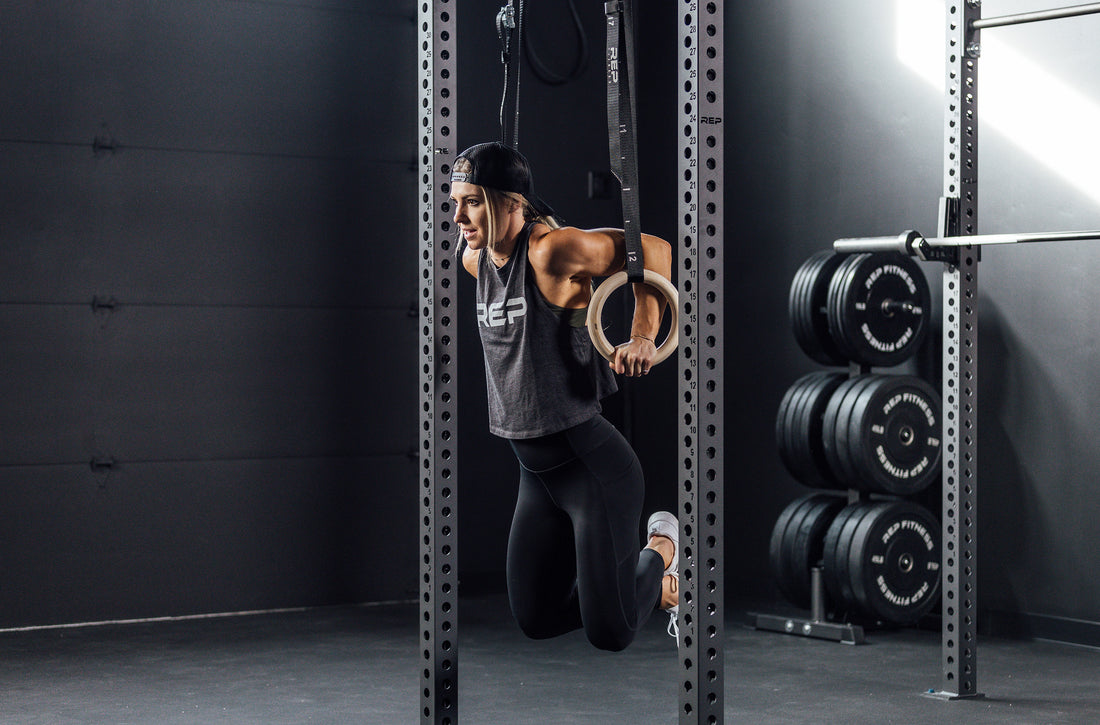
[{"left": 896, "top": 0, "right": 1100, "bottom": 206}]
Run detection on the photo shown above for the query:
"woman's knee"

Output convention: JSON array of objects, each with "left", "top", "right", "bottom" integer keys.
[
  {"left": 585, "top": 626, "right": 633, "bottom": 652},
  {"left": 513, "top": 610, "right": 568, "bottom": 641},
  {"left": 509, "top": 594, "right": 576, "bottom": 641}
]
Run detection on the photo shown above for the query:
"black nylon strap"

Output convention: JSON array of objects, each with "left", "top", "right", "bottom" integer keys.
[
  {"left": 605, "top": 0, "right": 645, "bottom": 283},
  {"left": 498, "top": 0, "right": 523, "bottom": 147}
]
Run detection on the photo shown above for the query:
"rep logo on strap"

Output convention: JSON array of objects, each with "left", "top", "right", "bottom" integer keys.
[{"left": 477, "top": 297, "right": 527, "bottom": 327}]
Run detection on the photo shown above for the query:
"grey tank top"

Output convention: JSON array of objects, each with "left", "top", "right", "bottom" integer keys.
[{"left": 475, "top": 223, "right": 618, "bottom": 439}]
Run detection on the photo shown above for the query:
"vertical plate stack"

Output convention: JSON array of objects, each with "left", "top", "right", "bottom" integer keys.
[{"left": 770, "top": 251, "right": 941, "bottom": 626}]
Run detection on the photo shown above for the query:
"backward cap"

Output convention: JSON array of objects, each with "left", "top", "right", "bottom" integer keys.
[
  {"left": 451, "top": 142, "right": 534, "bottom": 195},
  {"left": 452, "top": 142, "right": 557, "bottom": 221}
]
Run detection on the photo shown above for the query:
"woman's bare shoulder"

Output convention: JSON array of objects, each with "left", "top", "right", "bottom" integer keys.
[{"left": 530, "top": 225, "right": 622, "bottom": 277}]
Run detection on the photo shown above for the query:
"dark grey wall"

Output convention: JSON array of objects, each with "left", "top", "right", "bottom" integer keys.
[
  {"left": 5, "top": 0, "right": 1100, "bottom": 638},
  {"left": 963, "top": 6, "right": 1100, "bottom": 628},
  {"left": 722, "top": 0, "right": 1100, "bottom": 634},
  {"left": 720, "top": 0, "right": 944, "bottom": 606},
  {"left": 0, "top": 1, "right": 419, "bottom": 626}
]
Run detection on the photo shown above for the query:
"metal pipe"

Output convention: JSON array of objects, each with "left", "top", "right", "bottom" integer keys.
[
  {"left": 833, "top": 234, "right": 912, "bottom": 255},
  {"left": 810, "top": 567, "right": 825, "bottom": 623},
  {"left": 971, "top": 2, "right": 1100, "bottom": 30},
  {"left": 833, "top": 229, "right": 1100, "bottom": 253},
  {"left": 927, "top": 230, "right": 1100, "bottom": 247}
]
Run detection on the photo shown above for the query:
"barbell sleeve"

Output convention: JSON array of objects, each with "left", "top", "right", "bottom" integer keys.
[{"left": 833, "top": 230, "right": 922, "bottom": 255}]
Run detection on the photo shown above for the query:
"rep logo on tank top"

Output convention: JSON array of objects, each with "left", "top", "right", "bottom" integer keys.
[{"left": 477, "top": 297, "right": 527, "bottom": 327}]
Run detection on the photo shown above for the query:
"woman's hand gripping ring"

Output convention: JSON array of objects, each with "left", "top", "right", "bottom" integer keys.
[{"left": 586, "top": 270, "right": 679, "bottom": 366}]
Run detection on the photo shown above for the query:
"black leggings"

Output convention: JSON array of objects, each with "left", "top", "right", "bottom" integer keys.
[{"left": 506, "top": 415, "right": 664, "bottom": 652}]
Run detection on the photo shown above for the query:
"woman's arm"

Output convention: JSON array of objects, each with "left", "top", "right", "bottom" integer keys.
[
  {"left": 533, "top": 226, "right": 673, "bottom": 376},
  {"left": 624, "top": 232, "right": 673, "bottom": 340}
]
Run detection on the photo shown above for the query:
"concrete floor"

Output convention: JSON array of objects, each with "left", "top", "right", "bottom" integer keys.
[{"left": 1, "top": 594, "right": 1098, "bottom": 724}]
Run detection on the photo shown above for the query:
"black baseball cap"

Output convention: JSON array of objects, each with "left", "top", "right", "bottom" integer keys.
[{"left": 451, "top": 142, "right": 558, "bottom": 220}]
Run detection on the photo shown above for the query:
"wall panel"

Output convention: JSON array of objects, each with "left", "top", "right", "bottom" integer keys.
[
  {"left": 0, "top": 0, "right": 418, "bottom": 625},
  {"left": 1, "top": 1, "right": 412, "bottom": 159},
  {"left": 94, "top": 306, "right": 417, "bottom": 463},
  {"left": 1, "top": 139, "right": 416, "bottom": 309},
  {"left": 0, "top": 456, "right": 416, "bottom": 628}
]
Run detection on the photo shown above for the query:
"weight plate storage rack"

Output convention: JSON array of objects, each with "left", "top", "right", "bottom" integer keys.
[{"left": 761, "top": 232, "right": 940, "bottom": 642}]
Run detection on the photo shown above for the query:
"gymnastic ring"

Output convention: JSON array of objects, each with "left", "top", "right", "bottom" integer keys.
[{"left": 586, "top": 269, "right": 680, "bottom": 366}]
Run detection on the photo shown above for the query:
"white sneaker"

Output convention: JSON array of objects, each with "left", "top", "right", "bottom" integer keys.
[
  {"left": 647, "top": 511, "right": 679, "bottom": 639},
  {"left": 646, "top": 511, "right": 678, "bottom": 574}
]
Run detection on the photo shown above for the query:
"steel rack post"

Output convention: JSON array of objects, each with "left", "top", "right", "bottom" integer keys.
[
  {"left": 931, "top": 0, "right": 982, "bottom": 701},
  {"left": 419, "top": 0, "right": 459, "bottom": 722},
  {"left": 677, "top": 1, "right": 725, "bottom": 722}
]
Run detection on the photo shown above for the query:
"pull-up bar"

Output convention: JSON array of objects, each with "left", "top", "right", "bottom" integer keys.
[
  {"left": 971, "top": 2, "right": 1100, "bottom": 30},
  {"left": 833, "top": 229, "right": 1100, "bottom": 256}
]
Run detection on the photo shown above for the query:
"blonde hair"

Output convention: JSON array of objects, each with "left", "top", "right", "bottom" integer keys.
[
  {"left": 455, "top": 184, "right": 560, "bottom": 255},
  {"left": 485, "top": 188, "right": 561, "bottom": 240}
]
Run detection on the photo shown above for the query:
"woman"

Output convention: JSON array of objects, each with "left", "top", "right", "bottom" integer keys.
[{"left": 450, "top": 141, "right": 679, "bottom": 651}]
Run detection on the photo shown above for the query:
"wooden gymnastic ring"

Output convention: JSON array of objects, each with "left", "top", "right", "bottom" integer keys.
[{"left": 586, "top": 269, "right": 679, "bottom": 365}]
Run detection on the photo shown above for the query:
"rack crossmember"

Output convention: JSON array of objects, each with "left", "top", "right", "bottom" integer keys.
[{"left": 971, "top": 2, "right": 1100, "bottom": 30}]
